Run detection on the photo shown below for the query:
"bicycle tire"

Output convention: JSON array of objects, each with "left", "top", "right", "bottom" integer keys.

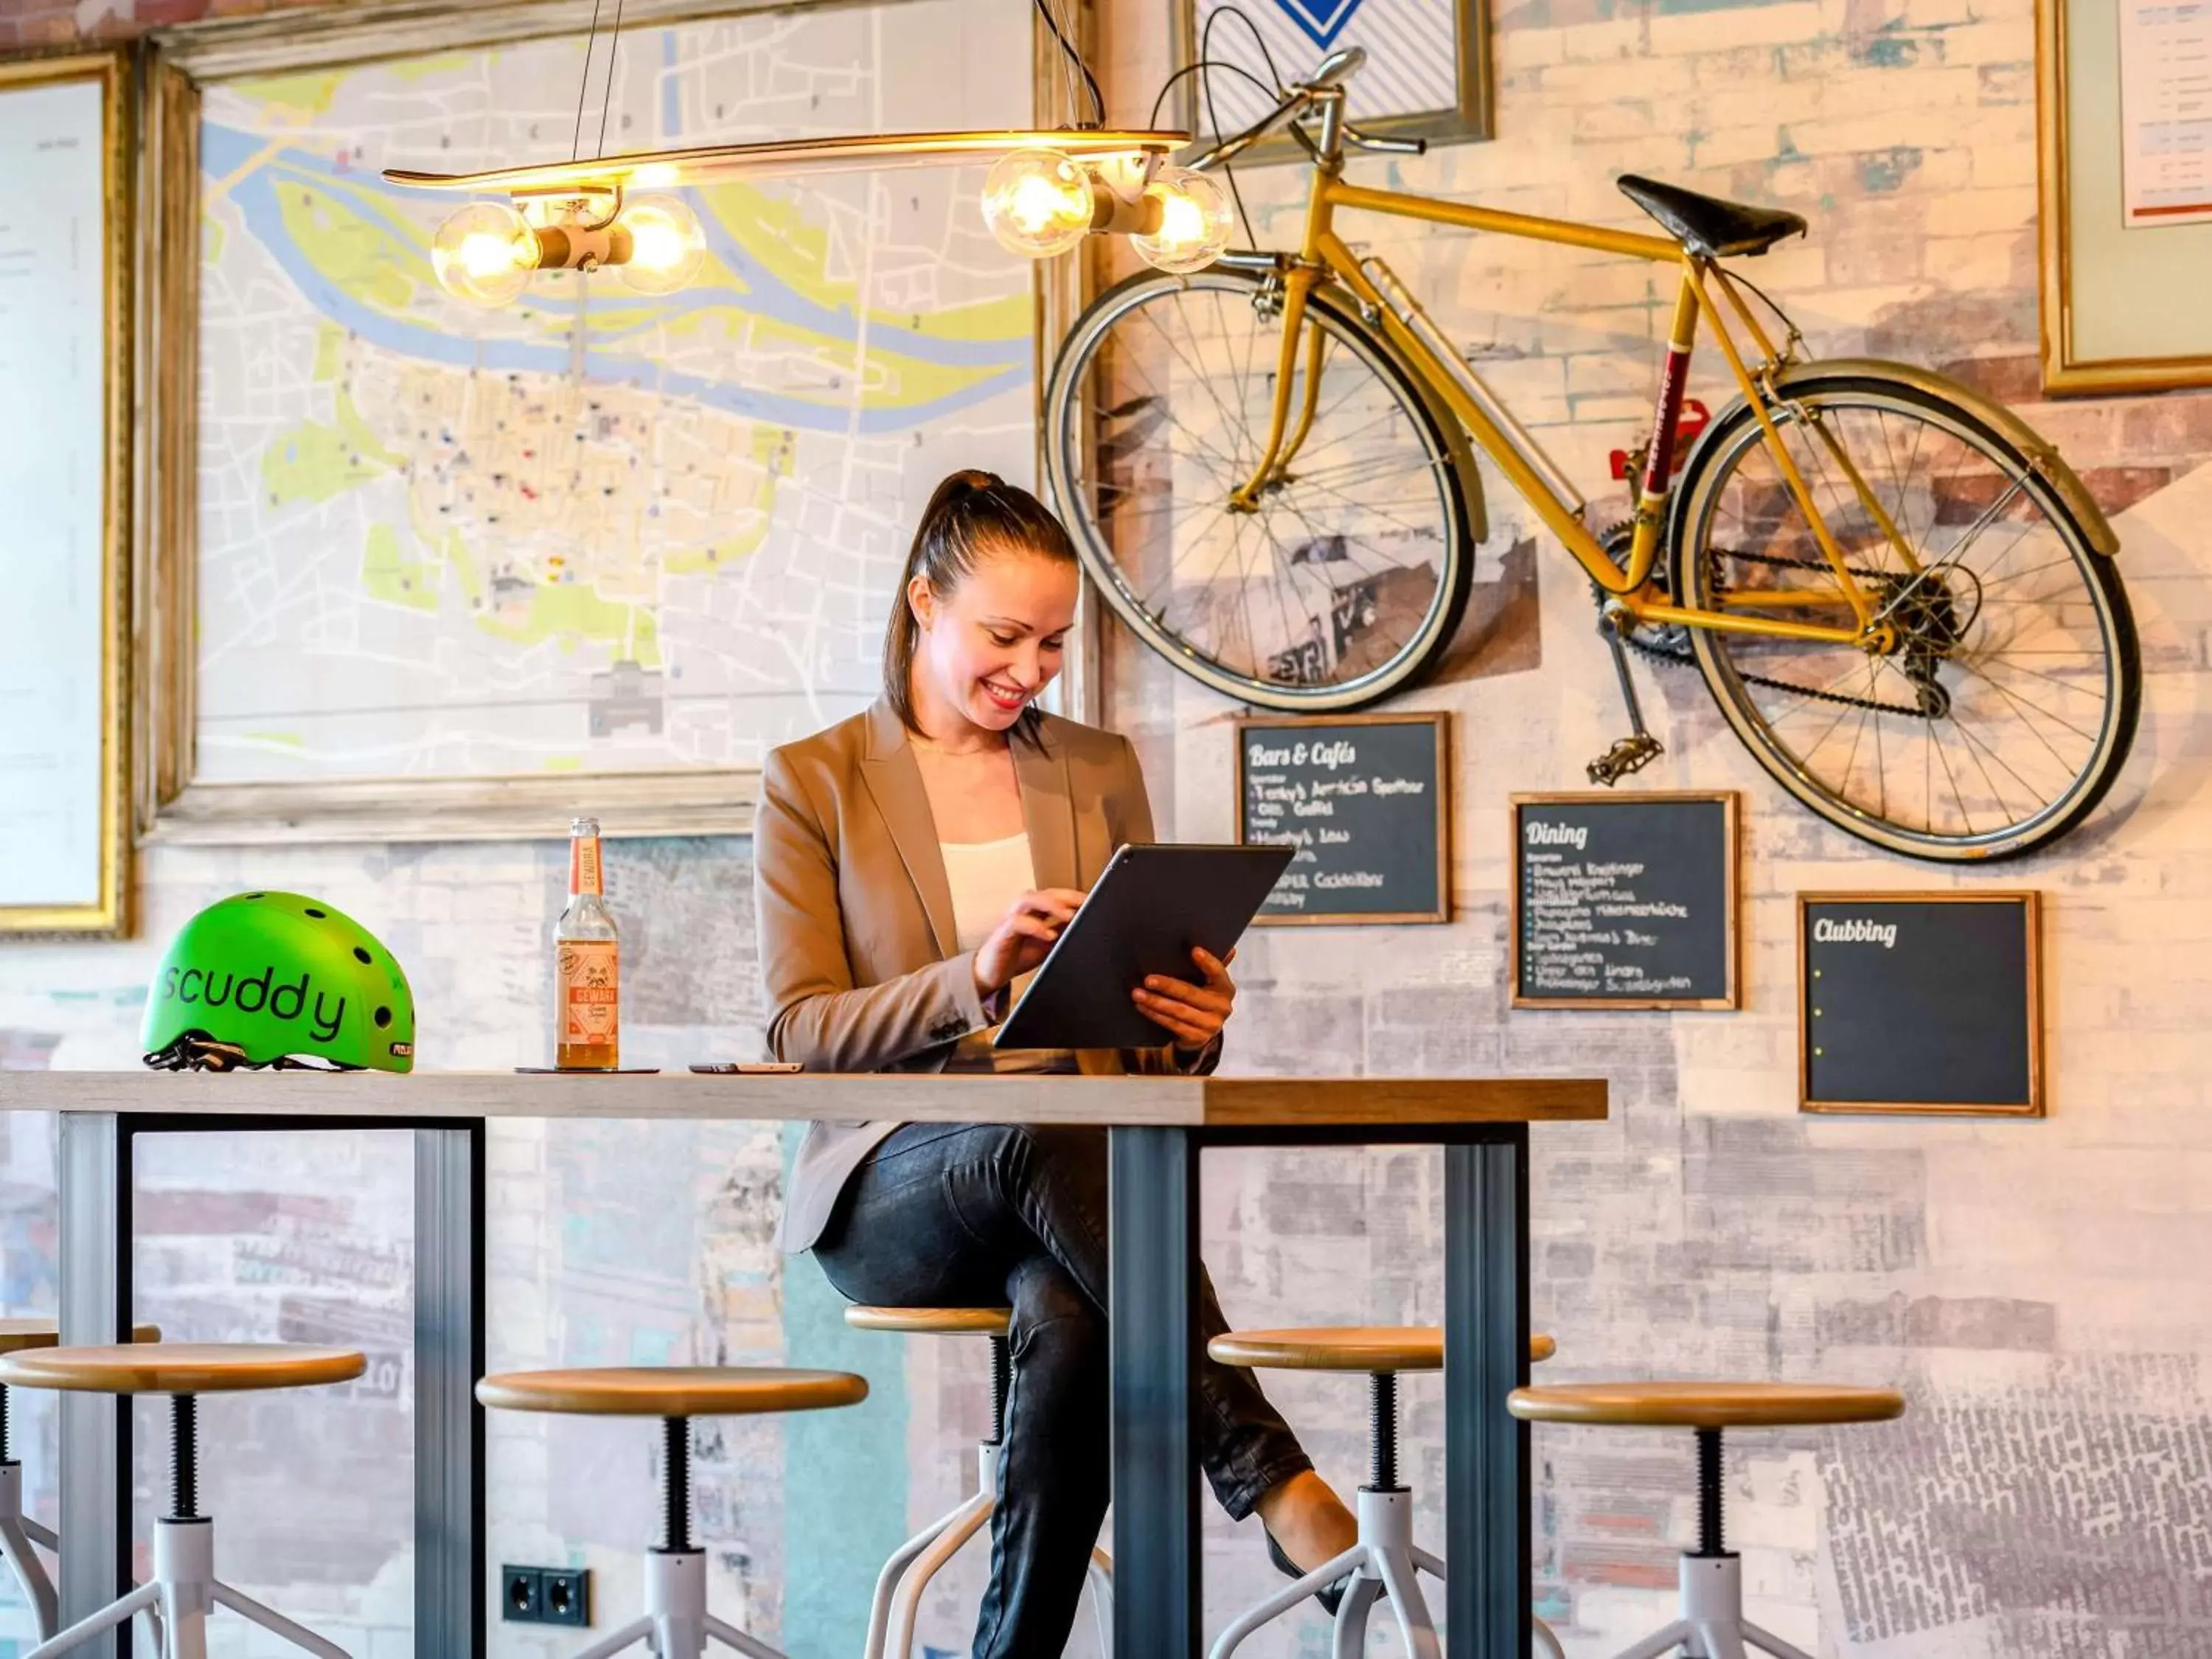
[
  {"left": 1044, "top": 268, "right": 1480, "bottom": 711},
  {"left": 1669, "top": 370, "right": 2139, "bottom": 862}
]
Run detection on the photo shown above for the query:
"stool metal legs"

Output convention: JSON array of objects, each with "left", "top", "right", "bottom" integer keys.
[
  {"left": 863, "top": 1439, "right": 1114, "bottom": 1659},
  {"left": 1603, "top": 1556, "right": 1815, "bottom": 1659},
  {"left": 0, "top": 1460, "right": 59, "bottom": 1638},
  {"left": 27, "top": 1517, "right": 347, "bottom": 1659},
  {"left": 1208, "top": 1368, "right": 1564, "bottom": 1659},
  {"left": 1209, "top": 1487, "right": 1567, "bottom": 1659},
  {"left": 566, "top": 1551, "right": 781, "bottom": 1659}
]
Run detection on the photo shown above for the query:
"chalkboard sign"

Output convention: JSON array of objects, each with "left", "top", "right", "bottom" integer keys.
[
  {"left": 1799, "top": 892, "right": 2043, "bottom": 1116},
  {"left": 1235, "top": 713, "right": 1449, "bottom": 925},
  {"left": 1511, "top": 793, "right": 1740, "bottom": 1009}
]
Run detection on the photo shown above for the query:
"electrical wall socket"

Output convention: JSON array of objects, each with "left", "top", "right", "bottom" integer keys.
[{"left": 501, "top": 1565, "right": 590, "bottom": 1627}]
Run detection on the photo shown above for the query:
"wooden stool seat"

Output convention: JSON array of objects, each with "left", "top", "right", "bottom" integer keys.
[
  {"left": 0, "top": 1343, "right": 363, "bottom": 1395},
  {"left": 476, "top": 1366, "right": 868, "bottom": 1418},
  {"left": 1508, "top": 1381, "right": 1905, "bottom": 1430},
  {"left": 1208, "top": 1326, "right": 1557, "bottom": 1372},
  {"left": 844, "top": 1305, "right": 1011, "bottom": 1336},
  {"left": 0, "top": 1321, "right": 159, "bottom": 1356}
]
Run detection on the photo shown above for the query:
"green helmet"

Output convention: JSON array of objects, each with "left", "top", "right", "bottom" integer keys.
[{"left": 142, "top": 892, "right": 415, "bottom": 1073}]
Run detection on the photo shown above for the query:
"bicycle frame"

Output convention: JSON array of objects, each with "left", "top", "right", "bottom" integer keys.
[{"left": 1231, "top": 156, "right": 1916, "bottom": 651}]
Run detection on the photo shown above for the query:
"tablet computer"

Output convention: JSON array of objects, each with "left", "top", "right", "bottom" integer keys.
[{"left": 993, "top": 843, "right": 1293, "bottom": 1052}]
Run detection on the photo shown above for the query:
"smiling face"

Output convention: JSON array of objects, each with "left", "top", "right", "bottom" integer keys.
[{"left": 908, "top": 543, "right": 1080, "bottom": 738}]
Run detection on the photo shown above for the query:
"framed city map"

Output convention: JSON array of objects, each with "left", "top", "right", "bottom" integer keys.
[
  {"left": 0, "top": 50, "right": 131, "bottom": 933},
  {"left": 139, "top": 0, "right": 1071, "bottom": 843}
]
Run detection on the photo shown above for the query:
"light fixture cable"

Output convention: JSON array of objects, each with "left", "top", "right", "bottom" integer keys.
[
  {"left": 1031, "top": 0, "right": 1104, "bottom": 128},
  {"left": 595, "top": 0, "right": 628, "bottom": 158},
  {"left": 570, "top": 0, "right": 606, "bottom": 161}
]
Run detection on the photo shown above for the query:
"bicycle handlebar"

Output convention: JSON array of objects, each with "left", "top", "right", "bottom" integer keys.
[
  {"left": 1307, "top": 46, "right": 1366, "bottom": 84},
  {"left": 1182, "top": 47, "right": 1426, "bottom": 170},
  {"left": 1343, "top": 124, "right": 1426, "bottom": 155}
]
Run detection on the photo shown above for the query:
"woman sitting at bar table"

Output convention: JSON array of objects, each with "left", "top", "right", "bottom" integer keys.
[{"left": 754, "top": 471, "right": 1357, "bottom": 1655}]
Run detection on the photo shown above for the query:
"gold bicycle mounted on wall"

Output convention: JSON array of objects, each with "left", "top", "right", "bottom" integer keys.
[{"left": 1044, "top": 47, "right": 2140, "bottom": 863}]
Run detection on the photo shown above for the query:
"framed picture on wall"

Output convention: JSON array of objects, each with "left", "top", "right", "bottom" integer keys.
[
  {"left": 1169, "top": 0, "right": 1492, "bottom": 162},
  {"left": 0, "top": 49, "right": 132, "bottom": 935},
  {"left": 2037, "top": 0, "right": 2212, "bottom": 392},
  {"left": 135, "top": 0, "right": 1085, "bottom": 846}
]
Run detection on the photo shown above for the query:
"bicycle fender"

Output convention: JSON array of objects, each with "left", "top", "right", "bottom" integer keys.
[{"left": 1765, "top": 358, "right": 2121, "bottom": 557}]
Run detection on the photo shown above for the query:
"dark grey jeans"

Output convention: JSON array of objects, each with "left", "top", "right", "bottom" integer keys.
[{"left": 811, "top": 1122, "right": 1312, "bottom": 1659}]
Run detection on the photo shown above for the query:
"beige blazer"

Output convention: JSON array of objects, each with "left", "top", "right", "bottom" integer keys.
[{"left": 757, "top": 698, "right": 1217, "bottom": 1250}]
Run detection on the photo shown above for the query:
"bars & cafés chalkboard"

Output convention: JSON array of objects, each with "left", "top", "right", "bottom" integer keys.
[
  {"left": 1511, "top": 793, "right": 1741, "bottom": 1009},
  {"left": 1235, "top": 712, "right": 1450, "bottom": 925}
]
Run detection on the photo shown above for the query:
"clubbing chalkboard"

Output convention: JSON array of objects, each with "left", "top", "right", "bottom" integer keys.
[
  {"left": 1235, "top": 713, "right": 1450, "bottom": 924},
  {"left": 1799, "top": 892, "right": 2044, "bottom": 1116},
  {"left": 1512, "top": 793, "right": 1741, "bottom": 1009}
]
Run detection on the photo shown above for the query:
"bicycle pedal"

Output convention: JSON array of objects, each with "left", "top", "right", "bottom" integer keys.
[{"left": 1585, "top": 734, "right": 1663, "bottom": 786}]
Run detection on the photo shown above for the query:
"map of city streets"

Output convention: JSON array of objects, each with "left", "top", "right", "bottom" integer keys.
[{"left": 195, "top": 1, "right": 1037, "bottom": 782}]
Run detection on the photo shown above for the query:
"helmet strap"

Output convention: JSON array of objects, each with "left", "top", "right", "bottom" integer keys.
[{"left": 142, "top": 1033, "right": 363, "bottom": 1074}]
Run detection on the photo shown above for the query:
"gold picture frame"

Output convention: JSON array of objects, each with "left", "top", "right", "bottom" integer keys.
[
  {"left": 1234, "top": 710, "right": 1451, "bottom": 926},
  {"left": 0, "top": 49, "right": 133, "bottom": 936},
  {"left": 2036, "top": 0, "right": 2212, "bottom": 392},
  {"left": 1797, "top": 891, "right": 2045, "bottom": 1118},
  {"left": 134, "top": 0, "right": 1084, "bottom": 846},
  {"left": 1507, "top": 791, "right": 1741, "bottom": 1012},
  {"left": 1169, "top": 0, "right": 1493, "bottom": 167}
]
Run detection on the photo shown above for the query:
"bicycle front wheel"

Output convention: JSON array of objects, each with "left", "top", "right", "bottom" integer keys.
[
  {"left": 1671, "top": 372, "right": 2138, "bottom": 861},
  {"left": 1045, "top": 269, "right": 1477, "bottom": 710}
]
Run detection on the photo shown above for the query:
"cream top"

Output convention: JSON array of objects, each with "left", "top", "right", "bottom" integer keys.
[
  {"left": 937, "top": 832, "right": 1077, "bottom": 1074},
  {"left": 941, "top": 832, "right": 1037, "bottom": 954}
]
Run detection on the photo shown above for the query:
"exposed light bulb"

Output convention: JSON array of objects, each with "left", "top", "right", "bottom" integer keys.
[
  {"left": 1130, "top": 167, "right": 1232, "bottom": 275},
  {"left": 616, "top": 195, "right": 708, "bottom": 295},
  {"left": 981, "top": 147, "right": 1095, "bottom": 259},
  {"left": 431, "top": 201, "right": 540, "bottom": 306}
]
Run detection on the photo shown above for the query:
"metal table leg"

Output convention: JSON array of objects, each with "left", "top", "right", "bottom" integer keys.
[
  {"left": 1444, "top": 1129, "right": 1533, "bottom": 1659},
  {"left": 414, "top": 1123, "right": 487, "bottom": 1655},
  {"left": 56, "top": 1114, "right": 486, "bottom": 1658},
  {"left": 58, "top": 1111, "right": 131, "bottom": 1659},
  {"left": 1107, "top": 1126, "right": 1200, "bottom": 1659}
]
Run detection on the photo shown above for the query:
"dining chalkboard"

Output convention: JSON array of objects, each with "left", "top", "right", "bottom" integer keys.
[
  {"left": 1235, "top": 713, "right": 1449, "bottom": 924},
  {"left": 1511, "top": 793, "right": 1740, "bottom": 1009},
  {"left": 1799, "top": 892, "right": 2043, "bottom": 1116}
]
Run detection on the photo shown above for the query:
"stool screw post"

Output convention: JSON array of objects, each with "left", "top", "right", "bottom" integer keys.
[
  {"left": 1694, "top": 1426, "right": 1726, "bottom": 1557},
  {"left": 662, "top": 1416, "right": 692, "bottom": 1552},
  {"left": 171, "top": 1393, "right": 201, "bottom": 1523},
  {"left": 0, "top": 1380, "right": 11, "bottom": 1465},
  {"left": 987, "top": 1334, "right": 1011, "bottom": 1446},
  {"left": 1367, "top": 1371, "right": 1402, "bottom": 1492}
]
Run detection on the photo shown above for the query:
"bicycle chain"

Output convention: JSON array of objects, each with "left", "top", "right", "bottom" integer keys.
[{"left": 1596, "top": 524, "right": 1934, "bottom": 719}]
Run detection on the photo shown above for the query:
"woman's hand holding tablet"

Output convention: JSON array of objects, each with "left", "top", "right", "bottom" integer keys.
[
  {"left": 973, "top": 887, "right": 1091, "bottom": 1000},
  {"left": 1133, "top": 945, "right": 1239, "bottom": 1050}
]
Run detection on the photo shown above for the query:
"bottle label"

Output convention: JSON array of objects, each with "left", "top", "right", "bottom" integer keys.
[
  {"left": 557, "top": 941, "right": 619, "bottom": 1044},
  {"left": 570, "top": 835, "right": 604, "bottom": 897}
]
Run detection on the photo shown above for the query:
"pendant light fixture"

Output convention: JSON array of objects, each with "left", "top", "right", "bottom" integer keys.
[{"left": 386, "top": 0, "right": 1213, "bottom": 306}]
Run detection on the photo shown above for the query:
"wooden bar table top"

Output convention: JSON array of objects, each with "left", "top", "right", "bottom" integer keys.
[
  {"left": 3, "top": 1068, "right": 1604, "bottom": 1659},
  {"left": 0, "top": 1069, "right": 1608, "bottom": 1126}
]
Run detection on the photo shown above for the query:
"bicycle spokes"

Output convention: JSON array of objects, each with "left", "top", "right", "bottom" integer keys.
[
  {"left": 1054, "top": 274, "right": 1470, "bottom": 703},
  {"left": 1680, "top": 386, "right": 2130, "bottom": 852}
]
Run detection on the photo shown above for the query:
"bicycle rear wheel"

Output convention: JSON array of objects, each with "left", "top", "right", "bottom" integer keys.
[
  {"left": 1670, "top": 372, "right": 2138, "bottom": 861},
  {"left": 1044, "top": 269, "right": 1478, "bottom": 709}
]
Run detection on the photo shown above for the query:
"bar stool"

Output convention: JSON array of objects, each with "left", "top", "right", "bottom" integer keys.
[
  {"left": 476, "top": 1365, "right": 869, "bottom": 1658},
  {"left": 1206, "top": 1327, "right": 1565, "bottom": 1659},
  {"left": 0, "top": 1321, "right": 160, "bottom": 1641},
  {"left": 1508, "top": 1382, "right": 1907, "bottom": 1659},
  {"left": 0, "top": 1342, "right": 365, "bottom": 1659},
  {"left": 844, "top": 1306, "right": 1112, "bottom": 1659}
]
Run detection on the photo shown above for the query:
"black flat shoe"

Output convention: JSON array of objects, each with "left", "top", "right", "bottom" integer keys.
[{"left": 1265, "top": 1529, "right": 1349, "bottom": 1616}]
